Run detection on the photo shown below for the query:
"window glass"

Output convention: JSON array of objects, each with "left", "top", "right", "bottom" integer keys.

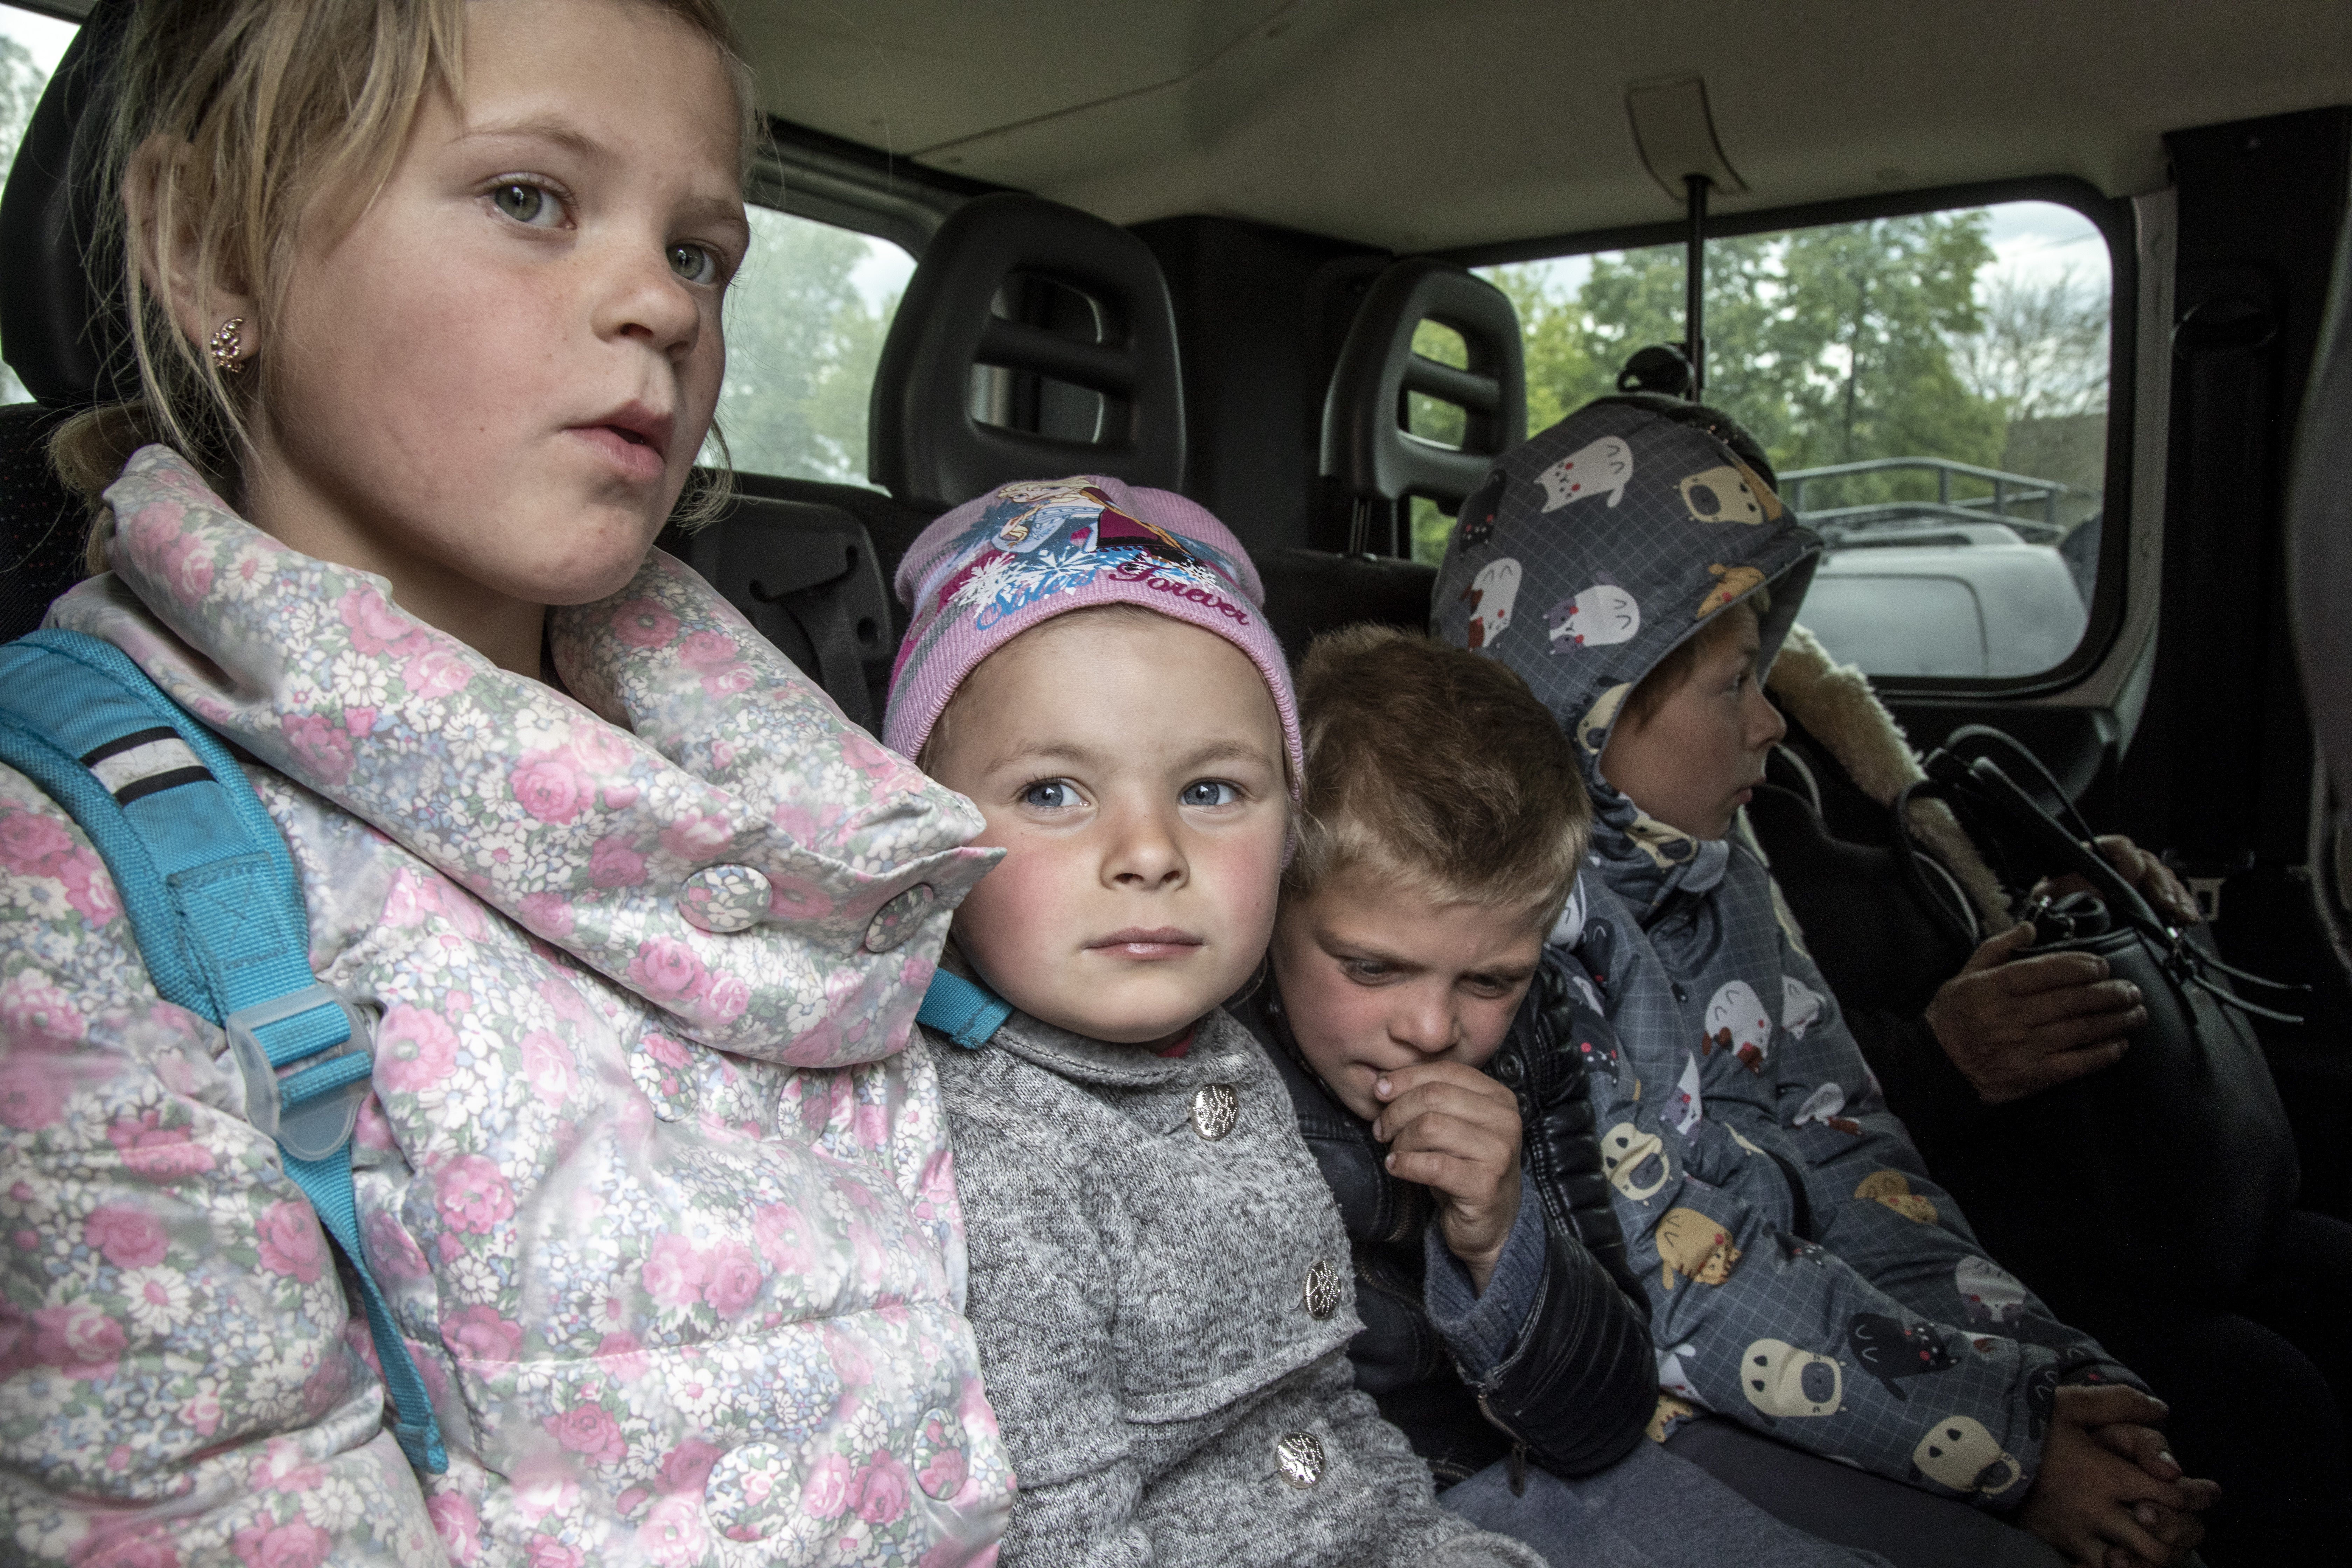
[
  {"left": 1406, "top": 318, "right": 1469, "bottom": 448},
  {"left": 1402, "top": 320, "right": 1470, "bottom": 560},
  {"left": 0, "top": 3, "right": 79, "bottom": 407},
  {"left": 710, "top": 206, "right": 914, "bottom": 488},
  {"left": 1471, "top": 200, "right": 2113, "bottom": 679}
]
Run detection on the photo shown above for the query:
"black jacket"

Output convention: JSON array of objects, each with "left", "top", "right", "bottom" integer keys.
[{"left": 1237, "top": 957, "right": 1655, "bottom": 1486}]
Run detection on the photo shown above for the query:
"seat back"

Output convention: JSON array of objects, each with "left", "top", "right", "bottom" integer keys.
[
  {"left": 1254, "top": 547, "right": 1434, "bottom": 663},
  {"left": 0, "top": 0, "right": 132, "bottom": 408},
  {"left": 656, "top": 494, "right": 895, "bottom": 728},
  {"left": 0, "top": 3, "right": 132, "bottom": 643},
  {"left": 0, "top": 405, "right": 85, "bottom": 643},
  {"left": 869, "top": 191, "right": 1186, "bottom": 512},
  {"left": 1318, "top": 257, "right": 1525, "bottom": 515}
]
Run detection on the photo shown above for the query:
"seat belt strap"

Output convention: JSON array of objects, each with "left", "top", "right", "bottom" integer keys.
[
  {"left": 917, "top": 968, "right": 1011, "bottom": 1050},
  {"left": 0, "top": 629, "right": 447, "bottom": 1474}
]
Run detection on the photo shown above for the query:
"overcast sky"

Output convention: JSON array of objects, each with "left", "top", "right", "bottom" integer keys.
[{"left": 1, "top": 4, "right": 73, "bottom": 74}]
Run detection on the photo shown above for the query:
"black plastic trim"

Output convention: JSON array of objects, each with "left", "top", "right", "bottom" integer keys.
[
  {"left": 1439, "top": 175, "right": 2140, "bottom": 702},
  {"left": 750, "top": 115, "right": 1016, "bottom": 261},
  {"left": 2, "top": 1, "right": 92, "bottom": 22}
]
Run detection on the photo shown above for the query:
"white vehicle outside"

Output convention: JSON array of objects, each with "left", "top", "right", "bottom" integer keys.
[{"left": 1783, "top": 458, "right": 2096, "bottom": 680}]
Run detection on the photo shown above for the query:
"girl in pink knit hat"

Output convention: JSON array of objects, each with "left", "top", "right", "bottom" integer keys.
[{"left": 887, "top": 476, "right": 1541, "bottom": 1567}]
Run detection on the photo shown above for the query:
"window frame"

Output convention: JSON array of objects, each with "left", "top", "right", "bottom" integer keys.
[
  {"left": 1441, "top": 174, "right": 2139, "bottom": 700},
  {"left": 756, "top": 113, "right": 1003, "bottom": 261},
  {"left": 2, "top": 1, "right": 91, "bottom": 24}
]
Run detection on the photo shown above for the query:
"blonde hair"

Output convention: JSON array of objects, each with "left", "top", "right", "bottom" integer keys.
[
  {"left": 52, "top": 0, "right": 757, "bottom": 570},
  {"left": 1285, "top": 624, "right": 1590, "bottom": 927}
]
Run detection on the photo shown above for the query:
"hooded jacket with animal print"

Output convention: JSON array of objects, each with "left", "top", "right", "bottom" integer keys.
[{"left": 1433, "top": 401, "right": 2142, "bottom": 1508}]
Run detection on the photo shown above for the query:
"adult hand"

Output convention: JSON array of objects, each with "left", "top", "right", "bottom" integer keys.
[
  {"left": 2019, "top": 1386, "right": 2213, "bottom": 1567},
  {"left": 2087, "top": 1418, "right": 2220, "bottom": 1511},
  {"left": 1373, "top": 1060, "right": 1523, "bottom": 1293},
  {"left": 1925, "top": 922, "right": 2148, "bottom": 1105},
  {"left": 2035, "top": 834, "right": 2202, "bottom": 928},
  {"left": 2085, "top": 1420, "right": 2221, "bottom": 1567}
]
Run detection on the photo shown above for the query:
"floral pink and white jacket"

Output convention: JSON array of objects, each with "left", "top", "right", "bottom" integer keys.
[{"left": 0, "top": 448, "right": 1014, "bottom": 1567}]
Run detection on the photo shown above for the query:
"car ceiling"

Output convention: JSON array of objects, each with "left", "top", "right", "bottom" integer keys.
[{"left": 728, "top": 0, "right": 2352, "bottom": 249}]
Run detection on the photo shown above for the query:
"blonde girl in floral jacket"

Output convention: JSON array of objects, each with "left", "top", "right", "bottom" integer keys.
[{"left": 0, "top": 2, "right": 1013, "bottom": 1564}]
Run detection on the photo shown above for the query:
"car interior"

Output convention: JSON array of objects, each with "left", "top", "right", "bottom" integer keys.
[{"left": 5, "top": 0, "right": 2352, "bottom": 1327}]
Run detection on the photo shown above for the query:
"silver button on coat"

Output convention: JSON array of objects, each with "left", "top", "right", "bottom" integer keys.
[
  {"left": 1274, "top": 1431, "right": 1326, "bottom": 1489},
  {"left": 1190, "top": 1082, "right": 1239, "bottom": 1140},
  {"left": 1303, "top": 1256, "right": 1343, "bottom": 1320}
]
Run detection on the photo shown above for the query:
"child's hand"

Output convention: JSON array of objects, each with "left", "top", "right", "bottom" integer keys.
[
  {"left": 1373, "top": 1061, "right": 1523, "bottom": 1293},
  {"left": 2018, "top": 1386, "right": 2214, "bottom": 1567}
]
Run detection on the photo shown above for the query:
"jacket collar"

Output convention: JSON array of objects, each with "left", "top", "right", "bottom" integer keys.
[
  {"left": 978, "top": 1004, "right": 1254, "bottom": 1091},
  {"left": 1587, "top": 781, "right": 1736, "bottom": 922},
  {"left": 54, "top": 445, "right": 998, "bottom": 1068}
]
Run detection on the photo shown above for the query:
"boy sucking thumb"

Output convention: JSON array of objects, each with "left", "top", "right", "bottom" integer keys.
[{"left": 1378, "top": 1060, "right": 1526, "bottom": 1291}]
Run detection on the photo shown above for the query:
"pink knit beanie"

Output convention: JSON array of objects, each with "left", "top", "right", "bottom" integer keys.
[{"left": 883, "top": 476, "right": 1302, "bottom": 790}]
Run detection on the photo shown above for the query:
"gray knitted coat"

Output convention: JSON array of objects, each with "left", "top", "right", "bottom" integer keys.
[{"left": 926, "top": 1003, "right": 1542, "bottom": 1568}]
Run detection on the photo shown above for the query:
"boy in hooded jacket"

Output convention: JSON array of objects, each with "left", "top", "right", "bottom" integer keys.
[
  {"left": 1431, "top": 399, "right": 2218, "bottom": 1568},
  {"left": 1239, "top": 624, "right": 1893, "bottom": 1568}
]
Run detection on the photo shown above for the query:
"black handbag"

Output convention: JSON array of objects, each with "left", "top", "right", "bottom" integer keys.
[{"left": 1891, "top": 741, "right": 2303, "bottom": 1317}]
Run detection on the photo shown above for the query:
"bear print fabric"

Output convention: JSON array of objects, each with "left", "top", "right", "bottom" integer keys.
[
  {"left": 0, "top": 447, "right": 1013, "bottom": 1563},
  {"left": 1433, "top": 403, "right": 2141, "bottom": 1508}
]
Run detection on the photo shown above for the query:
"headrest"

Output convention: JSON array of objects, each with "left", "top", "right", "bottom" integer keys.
[
  {"left": 868, "top": 192, "right": 1185, "bottom": 511},
  {"left": 1319, "top": 257, "right": 1525, "bottom": 510},
  {"left": 0, "top": 0, "right": 135, "bottom": 407}
]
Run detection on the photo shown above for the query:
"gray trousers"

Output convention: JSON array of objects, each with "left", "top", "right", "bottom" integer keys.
[{"left": 1440, "top": 1435, "right": 1896, "bottom": 1568}]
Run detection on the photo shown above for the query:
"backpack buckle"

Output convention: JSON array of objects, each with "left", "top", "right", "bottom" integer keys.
[{"left": 225, "top": 983, "right": 377, "bottom": 1162}]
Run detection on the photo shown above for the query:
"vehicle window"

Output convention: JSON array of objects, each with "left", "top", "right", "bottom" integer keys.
[
  {"left": 0, "top": 2, "right": 78, "bottom": 407},
  {"left": 1468, "top": 199, "right": 2113, "bottom": 683},
  {"left": 709, "top": 206, "right": 914, "bottom": 489}
]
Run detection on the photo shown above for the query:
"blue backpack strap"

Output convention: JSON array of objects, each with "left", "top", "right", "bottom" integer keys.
[
  {"left": 917, "top": 968, "right": 1012, "bottom": 1050},
  {"left": 0, "top": 629, "right": 448, "bottom": 1475}
]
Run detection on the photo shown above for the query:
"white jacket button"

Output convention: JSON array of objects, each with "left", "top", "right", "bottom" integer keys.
[
  {"left": 679, "top": 864, "right": 771, "bottom": 933},
  {"left": 1274, "top": 1431, "right": 1325, "bottom": 1488},
  {"left": 864, "top": 883, "right": 937, "bottom": 953},
  {"left": 1190, "top": 1083, "right": 1239, "bottom": 1140},
  {"left": 1303, "top": 1256, "right": 1343, "bottom": 1319}
]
